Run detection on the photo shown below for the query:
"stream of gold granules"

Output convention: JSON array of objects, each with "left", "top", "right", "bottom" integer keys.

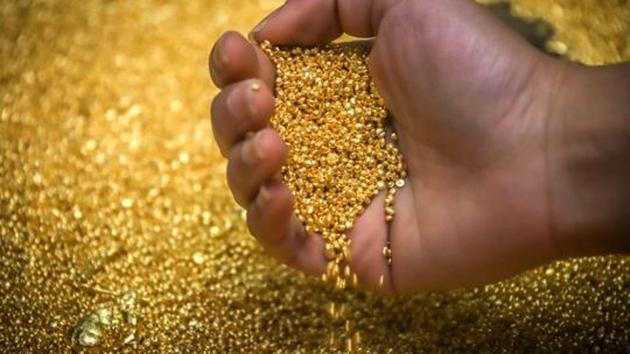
[
  {"left": 261, "top": 42, "right": 404, "bottom": 289},
  {"left": 1, "top": 0, "right": 630, "bottom": 352}
]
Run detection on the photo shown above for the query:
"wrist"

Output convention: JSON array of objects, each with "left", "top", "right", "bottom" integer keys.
[{"left": 546, "top": 61, "right": 630, "bottom": 257}]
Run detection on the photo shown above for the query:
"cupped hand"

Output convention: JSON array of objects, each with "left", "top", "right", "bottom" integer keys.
[{"left": 209, "top": 0, "right": 571, "bottom": 295}]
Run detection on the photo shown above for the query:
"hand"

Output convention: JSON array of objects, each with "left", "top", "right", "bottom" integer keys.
[{"left": 209, "top": 0, "right": 629, "bottom": 295}]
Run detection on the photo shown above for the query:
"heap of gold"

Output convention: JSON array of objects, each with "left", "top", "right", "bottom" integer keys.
[{"left": 261, "top": 41, "right": 406, "bottom": 288}]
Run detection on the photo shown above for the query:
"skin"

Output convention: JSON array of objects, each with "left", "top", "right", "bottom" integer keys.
[{"left": 209, "top": 0, "right": 630, "bottom": 295}]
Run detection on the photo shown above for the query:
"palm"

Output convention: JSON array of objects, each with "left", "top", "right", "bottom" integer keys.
[{"left": 336, "top": 0, "right": 560, "bottom": 294}]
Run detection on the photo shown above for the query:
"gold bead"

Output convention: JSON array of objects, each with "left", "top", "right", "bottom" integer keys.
[{"left": 324, "top": 244, "right": 336, "bottom": 261}]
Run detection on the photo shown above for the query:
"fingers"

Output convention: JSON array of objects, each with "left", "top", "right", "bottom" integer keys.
[
  {"left": 211, "top": 79, "right": 275, "bottom": 156},
  {"left": 226, "top": 128, "right": 287, "bottom": 207},
  {"left": 249, "top": 0, "right": 401, "bottom": 45},
  {"left": 208, "top": 30, "right": 327, "bottom": 279},
  {"left": 209, "top": 31, "right": 275, "bottom": 89},
  {"left": 247, "top": 180, "right": 327, "bottom": 276}
]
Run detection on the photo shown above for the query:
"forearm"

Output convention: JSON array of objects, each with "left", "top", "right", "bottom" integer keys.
[{"left": 548, "top": 62, "right": 630, "bottom": 257}]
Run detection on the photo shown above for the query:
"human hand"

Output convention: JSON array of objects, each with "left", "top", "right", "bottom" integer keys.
[{"left": 209, "top": 0, "right": 629, "bottom": 294}]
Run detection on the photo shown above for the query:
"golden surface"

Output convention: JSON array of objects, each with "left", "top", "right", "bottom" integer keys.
[
  {"left": 489, "top": 0, "right": 630, "bottom": 64},
  {"left": 0, "top": 0, "right": 629, "bottom": 352}
]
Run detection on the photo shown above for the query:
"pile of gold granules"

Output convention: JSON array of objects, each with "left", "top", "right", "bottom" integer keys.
[
  {"left": 261, "top": 41, "right": 405, "bottom": 289},
  {"left": 1, "top": 0, "right": 630, "bottom": 352}
]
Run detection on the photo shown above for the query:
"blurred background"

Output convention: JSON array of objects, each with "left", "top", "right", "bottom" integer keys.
[{"left": 0, "top": 0, "right": 629, "bottom": 352}]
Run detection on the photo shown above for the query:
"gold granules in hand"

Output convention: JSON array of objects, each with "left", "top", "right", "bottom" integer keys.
[{"left": 261, "top": 41, "right": 406, "bottom": 288}]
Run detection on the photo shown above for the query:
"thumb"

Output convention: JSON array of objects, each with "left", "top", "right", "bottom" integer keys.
[{"left": 249, "top": 0, "right": 401, "bottom": 46}]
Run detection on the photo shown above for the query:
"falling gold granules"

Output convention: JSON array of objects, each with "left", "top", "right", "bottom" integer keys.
[
  {"left": 1, "top": 0, "right": 630, "bottom": 352},
  {"left": 261, "top": 41, "right": 406, "bottom": 289}
]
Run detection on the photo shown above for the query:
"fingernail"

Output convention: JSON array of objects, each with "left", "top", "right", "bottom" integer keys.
[
  {"left": 226, "top": 90, "right": 239, "bottom": 117},
  {"left": 246, "top": 82, "right": 260, "bottom": 117},
  {"left": 258, "top": 183, "right": 272, "bottom": 205},
  {"left": 242, "top": 130, "right": 266, "bottom": 165},
  {"left": 227, "top": 82, "right": 258, "bottom": 118},
  {"left": 212, "top": 41, "right": 228, "bottom": 73},
  {"left": 253, "top": 130, "right": 267, "bottom": 160},
  {"left": 248, "top": 18, "right": 269, "bottom": 43}
]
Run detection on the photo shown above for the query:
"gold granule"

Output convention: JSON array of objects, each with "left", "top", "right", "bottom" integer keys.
[
  {"left": 191, "top": 251, "right": 206, "bottom": 265},
  {"left": 382, "top": 243, "right": 392, "bottom": 265},
  {"left": 261, "top": 41, "right": 406, "bottom": 288}
]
